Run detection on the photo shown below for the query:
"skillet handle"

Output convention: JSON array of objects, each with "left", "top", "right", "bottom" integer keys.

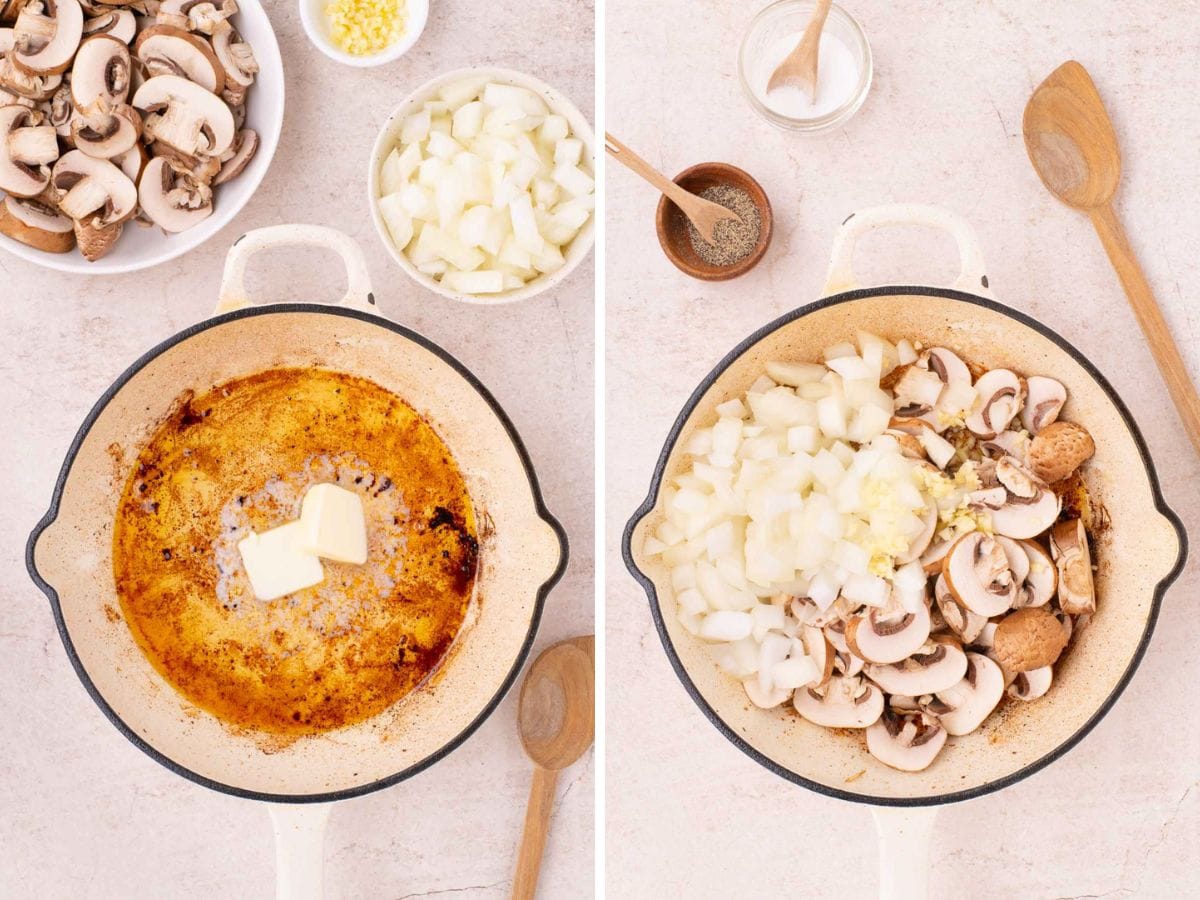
[
  {"left": 823, "top": 204, "right": 992, "bottom": 299},
  {"left": 215, "top": 224, "right": 376, "bottom": 314},
  {"left": 268, "top": 802, "right": 333, "bottom": 900},
  {"left": 872, "top": 806, "right": 937, "bottom": 900}
]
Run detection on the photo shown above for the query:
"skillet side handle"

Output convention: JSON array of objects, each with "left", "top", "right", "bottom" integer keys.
[
  {"left": 216, "top": 225, "right": 375, "bottom": 315},
  {"left": 268, "top": 802, "right": 333, "bottom": 900},
  {"left": 872, "top": 806, "right": 937, "bottom": 900},
  {"left": 823, "top": 204, "right": 992, "bottom": 299}
]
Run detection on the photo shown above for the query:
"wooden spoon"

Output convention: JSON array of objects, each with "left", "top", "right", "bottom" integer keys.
[
  {"left": 1024, "top": 61, "right": 1200, "bottom": 454},
  {"left": 511, "top": 637, "right": 595, "bottom": 900},
  {"left": 605, "top": 132, "right": 742, "bottom": 245},
  {"left": 766, "top": 0, "right": 834, "bottom": 100}
]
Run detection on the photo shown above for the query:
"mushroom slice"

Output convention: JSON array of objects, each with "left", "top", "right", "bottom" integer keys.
[
  {"left": 994, "top": 536, "right": 1030, "bottom": 584},
  {"left": 132, "top": 73, "right": 234, "bottom": 157},
  {"left": 992, "top": 606, "right": 1067, "bottom": 674},
  {"left": 71, "top": 102, "right": 140, "bottom": 157},
  {"left": 210, "top": 19, "right": 255, "bottom": 105},
  {"left": 934, "top": 652, "right": 1004, "bottom": 736},
  {"left": 995, "top": 455, "right": 1039, "bottom": 499},
  {"left": 1013, "top": 539, "right": 1056, "bottom": 608},
  {"left": 1021, "top": 376, "right": 1067, "bottom": 434},
  {"left": 942, "top": 532, "right": 1016, "bottom": 617},
  {"left": 743, "top": 678, "right": 790, "bottom": 710},
  {"left": 920, "top": 346, "right": 976, "bottom": 419},
  {"left": 46, "top": 78, "right": 73, "bottom": 137},
  {"left": 138, "top": 154, "right": 212, "bottom": 232},
  {"left": 134, "top": 24, "right": 224, "bottom": 93},
  {"left": 1049, "top": 518, "right": 1095, "bottom": 615},
  {"left": 863, "top": 637, "right": 968, "bottom": 696},
  {"left": 845, "top": 602, "right": 931, "bottom": 665},
  {"left": 799, "top": 625, "right": 834, "bottom": 687},
  {"left": 72, "top": 211, "right": 120, "bottom": 259},
  {"left": 792, "top": 674, "right": 883, "bottom": 729},
  {"left": 965, "top": 369, "right": 1024, "bottom": 438},
  {"left": 894, "top": 504, "right": 937, "bottom": 566},
  {"left": 212, "top": 125, "right": 254, "bottom": 184},
  {"left": 1007, "top": 665, "right": 1052, "bottom": 701},
  {"left": 7, "top": 119, "right": 59, "bottom": 163},
  {"left": 934, "top": 573, "right": 986, "bottom": 643},
  {"left": 0, "top": 192, "right": 74, "bottom": 250},
  {"left": 980, "top": 429, "right": 1031, "bottom": 464},
  {"left": 0, "top": 105, "right": 52, "bottom": 195},
  {"left": 891, "top": 365, "right": 944, "bottom": 425},
  {"left": 12, "top": 0, "right": 83, "bottom": 75},
  {"left": 0, "top": 55, "right": 63, "bottom": 100},
  {"left": 111, "top": 140, "right": 146, "bottom": 181},
  {"left": 51, "top": 148, "right": 136, "bottom": 223},
  {"left": 70, "top": 33, "right": 132, "bottom": 109},
  {"left": 83, "top": 8, "right": 136, "bottom": 44},
  {"left": 920, "top": 536, "right": 952, "bottom": 575},
  {"left": 989, "top": 486, "right": 1061, "bottom": 540},
  {"left": 866, "top": 709, "right": 947, "bottom": 772}
]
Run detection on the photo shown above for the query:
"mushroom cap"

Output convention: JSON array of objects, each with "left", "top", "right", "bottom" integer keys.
[
  {"left": 992, "top": 606, "right": 1068, "bottom": 673},
  {"left": 70, "top": 33, "right": 131, "bottom": 110},
  {"left": 965, "top": 369, "right": 1024, "bottom": 438},
  {"left": 51, "top": 148, "right": 137, "bottom": 223},
  {"left": 71, "top": 102, "right": 141, "bottom": 157},
  {"left": 1050, "top": 518, "right": 1095, "bottom": 616},
  {"left": 134, "top": 24, "right": 225, "bottom": 94},
  {"left": 792, "top": 674, "right": 884, "bottom": 729},
  {"left": 845, "top": 602, "right": 932, "bottom": 665},
  {"left": 1028, "top": 421, "right": 1095, "bottom": 485},
  {"left": 989, "top": 487, "right": 1061, "bottom": 540},
  {"left": 1013, "top": 539, "right": 1056, "bottom": 608},
  {"left": 0, "top": 104, "right": 52, "bottom": 195},
  {"left": 863, "top": 637, "right": 968, "bottom": 696},
  {"left": 132, "top": 72, "right": 234, "bottom": 157},
  {"left": 71, "top": 212, "right": 121, "bottom": 260},
  {"left": 82, "top": 8, "right": 137, "bottom": 45},
  {"left": 942, "top": 532, "right": 1016, "bottom": 617},
  {"left": 866, "top": 709, "right": 947, "bottom": 772},
  {"left": 211, "top": 125, "right": 254, "bottom": 185},
  {"left": 13, "top": 0, "right": 84, "bottom": 75},
  {"left": 1021, "top": 376, "right": 1067, "bottom": 434},
  {"left": 934, "top": 652, "right": 1005, "bottom": 736},
  {"left": 0, "top": 193, "right": 74, "bottom": 251},
  {"left": 1007, "top": 665, "right": 1053, "bottom": 701},
  {"left": 137, "top": 154, "right": 212, "bottom": 232}
]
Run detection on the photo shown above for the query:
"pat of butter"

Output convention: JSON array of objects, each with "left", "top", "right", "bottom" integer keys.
[
  {"left": 296, "top": 483, "right": 368, "bottom": 565},
  {"left": 237, "top": 522, "right": 325, "bottom": 601}
]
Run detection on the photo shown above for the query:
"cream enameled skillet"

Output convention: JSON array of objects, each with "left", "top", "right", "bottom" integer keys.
[
  {"left": 624, "top": 205, "right": 1186, "bottom": 898},
  {"left": 27, "top": 226, "right": 567, "bottom": 898}
]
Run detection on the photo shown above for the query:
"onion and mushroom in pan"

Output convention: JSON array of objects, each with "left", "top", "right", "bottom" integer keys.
[
  {"left": 646, "top": 332, "right": 1101, "bottom": 773},
  {"left": 0, "top": 0, "right": 259, "bottom": 259}
]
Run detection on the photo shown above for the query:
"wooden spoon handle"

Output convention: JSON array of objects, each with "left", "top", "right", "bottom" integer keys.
[
  {"left": 511, "top": 766, "right": 559, "bottom": 900},
  {"left": 604, "top": 132, "right": 698, "bottom": 212},
  {"left": 1089, "top": 202, "right": 1200, "bottom": 454}
]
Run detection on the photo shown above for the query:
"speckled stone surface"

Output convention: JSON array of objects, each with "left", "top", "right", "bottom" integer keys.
[
  {"left": 0, "top": 3, "right": 594, "bottom": 898},
  {"left": 605, "top": 1, "right": 1198, "bottom": 897}
]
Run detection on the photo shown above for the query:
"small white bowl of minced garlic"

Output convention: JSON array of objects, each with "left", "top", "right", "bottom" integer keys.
[{"left": 300, "top": 0, "right": 429, "bottom": 67}]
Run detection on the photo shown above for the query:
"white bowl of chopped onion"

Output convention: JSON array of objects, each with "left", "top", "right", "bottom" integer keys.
[
  {"left": 299, "top": 0, "right": 429, "bottom": 67},
  {"left": 367, "top": 67, "right": 597, "bottom": 304}
]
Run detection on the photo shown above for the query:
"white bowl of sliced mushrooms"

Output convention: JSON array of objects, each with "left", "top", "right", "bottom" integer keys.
[
  {"left": 368, "top": 67, "right": 596, "bottom": 304},
  {"left": 0, "top": 0, "right": 283, "bottom": 273}
]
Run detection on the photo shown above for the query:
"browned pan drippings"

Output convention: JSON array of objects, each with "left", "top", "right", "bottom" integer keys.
[{"left": 113, "top": 368, "right": 478, "bottom": 735}]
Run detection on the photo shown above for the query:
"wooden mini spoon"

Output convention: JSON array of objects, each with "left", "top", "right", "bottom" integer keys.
[
  {"left": 605, "top": 133, "right": 741, "bottom": 245},
  {"left": 1024, "top": 61, "right": 1200, "bottom": 454},
  {"left": 766, "top": 0, "right": 833, "bottom": 100},
  {"left": 511, "top": 637, "right": 595, "bottom": 900}
]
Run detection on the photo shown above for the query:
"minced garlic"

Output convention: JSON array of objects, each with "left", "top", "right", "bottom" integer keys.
[{"left": 325, "top": 0, "right": 406, "bottom": 56}]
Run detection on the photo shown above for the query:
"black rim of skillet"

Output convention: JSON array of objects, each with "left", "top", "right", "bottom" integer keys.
[
  {"left": 26, "top": 302, "right": 570, "bottom": 805},
  {"left": 622, "top": 284, "right": 1188, "bottom": 808}
]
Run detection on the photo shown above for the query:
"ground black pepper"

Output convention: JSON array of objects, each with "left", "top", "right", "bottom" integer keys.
[{"left": 686, "top": 184, "right": 762, "bottom": 266}]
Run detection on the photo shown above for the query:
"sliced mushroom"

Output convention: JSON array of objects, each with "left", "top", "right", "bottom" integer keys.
[
  {"left": 70, "top": 33, "right": 131, "bottom": 109},
  {"left": 12, "top": 0, "right": 83, "bottom": 75},
  {"left": 891, "top": 365, "right": 944, "bottom": 424},
  {"left": 50, "top": 147, "right": 136, "bottom": 224},
  {"left": 137, "top": 153, "right": 211, "bottom": 231},
  {"left": 863, "top": 636, "right": 968, "bottom": 696},
  {"left": 989, "top": 484, "right": 1061, "bottom": 540},
  {"left": 1021, "top": 376, "right": 1067, "bottom": 434},
  {"left": 799, "top": 625, "right": 834, "bottom": 687},
  {"left": 132, "top": 72, "right": 233, "bottom": 156},
  {"left": 0, "top": 104, "right": 53, "bottom": 195},
  {"left": 1008, "top": 665, "right": 1052, "bottom": 701},
  {"left": 894, "top": 504, "right": 938, "bottom": 566},
  {"left": 134, "top": 24, "right": 224, "bottom": 92},
  {"left": 845, "top": 602, "right": 931, "bottom": 665},
  {"left": 1013, "top": 539, "right": 1056, "bottom": 608},
  {"left": 71, "top": 210, "right": 119, "bottom": 259},
  {"left": 45, "top": 78, "right": 72, "bottom": 137},
  {"left": 211, "top": 124, "right": 252, "bottom": 184},
  {"left": 866, "top": 709, "right": 947, "bottom": 772},
  {"left": 743, "top": 678, "right": 790, "bottom": 710},
  {"left": 992, "top": 606, "right": 1067, "bottom": 674},
  {"left": 934, "top": 652, "right": 1004, "bottom": 735},
  {"left": 71, "top": 101, "right": 140, "bottom": 157},
  {"left": 965, "top": 369, "right": 1024, "bottom": 439},
  {"left": 1028, "top": 421, "right": 1095, "bottom": 485},
  {"left": 934, "top": 573, "right": 986, "bottom": 643},
  {"left": 0, "top": 192, "right": 74, "bottom": 250},
  {"left": 920, "top": 537, "right": 953, "bottom": 575},
  {"left": 980, "top": 430, "right": 1031, "bottom": 464},
  {"left": 111, "top": 139, "right": 146, "bottom": 180},
  {"left": 209, "top": 18, "right": 254, "bottom": 105},
  {"left": 1049, "top": 518, "right": 1095, "bottom": 615},
  {"left": 994, "top": 536, "right": 1030, "bottom": 583},
  {"left": 0, "top": 56, "right": 62, "bottom": 99},
  {"left": 920, "top": 346, "right": 976, "bottom": 419},
  {"left": 792, "top": 674, "right": 884, "bottom": 729},
  {"left": 83, "top": 8, "right": 136, "bottom": 44},
  {"left": 942, "top": 532, "right": 1016, "bottom": 617},
  {"left": 7, "top": 118, "right": 59, "bottom": 163}
]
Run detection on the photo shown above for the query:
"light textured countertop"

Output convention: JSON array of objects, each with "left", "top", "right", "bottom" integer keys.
[
  {"left": 606, "top": 1, "right": 1198, "bottom": 897},
  {"left": 0, "top": 2, "right": 594, "bottom": 898}
]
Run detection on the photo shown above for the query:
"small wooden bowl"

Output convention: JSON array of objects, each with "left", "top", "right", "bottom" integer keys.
[{"left": 655, "top": 163, "right": 773, "bottom": 281}]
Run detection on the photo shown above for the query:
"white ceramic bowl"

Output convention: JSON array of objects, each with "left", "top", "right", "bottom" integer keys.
[
  {"left": 298, "top": 0, "right": 429, "bottom": 68},
  {"left": 0, "top": 4, "right": 284, "bottom": 276},
  {"left": 367, "top": 66, "right": 596, "bottom": 306}
]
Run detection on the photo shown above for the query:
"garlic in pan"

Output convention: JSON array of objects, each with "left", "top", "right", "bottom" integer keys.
[{"left": 645, "top": 332, "right": 1099, "bottom": 772}]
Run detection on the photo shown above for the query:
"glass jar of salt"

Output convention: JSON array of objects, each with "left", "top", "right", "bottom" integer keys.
[{"left": 739, "top": 1, "right": 873, "bottom": 133}]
